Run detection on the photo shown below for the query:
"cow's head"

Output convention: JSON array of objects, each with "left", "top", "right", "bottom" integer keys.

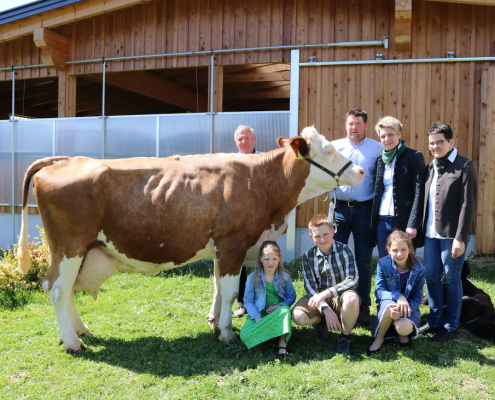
[{"left": 278, "top": 126, "right": 364, "bottom": 201}]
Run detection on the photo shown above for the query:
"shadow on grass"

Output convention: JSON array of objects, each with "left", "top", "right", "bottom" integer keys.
[{"left": 72, "top": 322, "right": 495, "bottom": 378}]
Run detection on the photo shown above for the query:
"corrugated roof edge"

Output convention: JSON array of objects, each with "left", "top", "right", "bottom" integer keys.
[{"left": 0, "top": 0, "right": 84, "bottom": 26}]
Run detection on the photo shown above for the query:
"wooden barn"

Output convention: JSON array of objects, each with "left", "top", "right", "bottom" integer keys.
[{"left": 0, "top": 0, "right": 494, "bottom": 254}]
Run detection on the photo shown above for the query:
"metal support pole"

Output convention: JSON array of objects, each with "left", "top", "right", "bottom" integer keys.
[
  {"left": 285, "top": 50, "right": 300, "bottom": 262},
  {"left": 11, "top": 67, "right": 15, "bottom": 121},
  {"left": 209, "top": 51, "right": 215, "bottom": 153},
  {"left": 101, "top": 58, "right": 106, "bottom": 159},
  {"left": 209, "top": 51, "right": 214, "bottom": 114},
  {"left": 11, "top": 67, "right": 17, "bottom": 245},
  {"left": 155, "top": 115, "right": 160, "bottom": 158},
  {"left": 102, "top": 58, "right": 106, "bottom": 118}
]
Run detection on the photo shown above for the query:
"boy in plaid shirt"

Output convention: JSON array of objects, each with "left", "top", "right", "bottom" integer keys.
[{"left": 292, "top": 214, "right": 360, "bottom": 355}]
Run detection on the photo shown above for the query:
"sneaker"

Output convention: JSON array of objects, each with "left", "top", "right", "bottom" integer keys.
[
  {"left": 233, "top": 303, "right": 246, "bottom": 318},
  {"left": 357, "top": 305, "right": 372, "bottom": 326},
  {"left": 418, "top": 323, "right": 442, "bottom": 335},
  {"left": 315, "top": 321, "right": 328, "bottom": 343},
  {"left": 432, "top": 327, "right": 460, "bottom": 342},
  {"left": 337, "top": 337, "right": 351, "bottom": 355}
]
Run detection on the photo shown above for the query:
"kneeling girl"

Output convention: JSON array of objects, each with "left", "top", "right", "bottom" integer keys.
[
  {"left": 368, "top": 230, "right": 425, "bottom": 355},
  {"left": 240, "top": 240, "right": 296, "bottom": 356}
]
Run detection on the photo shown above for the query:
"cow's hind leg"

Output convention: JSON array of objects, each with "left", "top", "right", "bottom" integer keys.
[
  {"left": 217, "top": 273, "right": 240, "bottom": 342},
  {"left": 206, "top": 259, "right": 221, "bottom": 333},
  {"left": 69, "top": 292, "right": 93, "bottom": 337},
  {"left": 48, "top": 256, "right": 86, "bottom": 352}
]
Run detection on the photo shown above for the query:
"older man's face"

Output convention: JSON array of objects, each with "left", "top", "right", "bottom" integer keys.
[{"left": 234, "top": 129, "right": 256, "bottom": 154}]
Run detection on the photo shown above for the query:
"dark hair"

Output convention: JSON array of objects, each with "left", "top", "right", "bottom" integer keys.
[
  {"left": 253, "top": 241, "right": 287, "bottom": 288},
  {"left": 426, "top": 122, "right": 453, "bottom": 140},
  {"left": 346, "top": 108, "right": 368, "bottom": 123},
  {"left": 386, "top": 230, "right": 415, "bottom": 271}
]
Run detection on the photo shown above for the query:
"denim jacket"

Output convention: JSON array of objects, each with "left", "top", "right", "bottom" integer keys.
[
  {"left": 374, "top": 256, "right": 425, "bottom": 319},
  {"left": 244, "top": 270, "right": 297, "bottom": 320}
]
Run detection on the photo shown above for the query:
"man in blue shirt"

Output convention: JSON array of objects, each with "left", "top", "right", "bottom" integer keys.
[{"left": 330, "top": 109, "right": 383, "bottom": 325}]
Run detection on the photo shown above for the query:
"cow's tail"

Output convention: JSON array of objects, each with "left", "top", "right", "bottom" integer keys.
[{"left": 17, "top": 156, "right": 70, "bottom": 274}]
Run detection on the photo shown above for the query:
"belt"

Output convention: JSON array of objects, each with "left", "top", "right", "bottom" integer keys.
[{"left": 334, "top": 199, "right": 372, "bottom": 207}]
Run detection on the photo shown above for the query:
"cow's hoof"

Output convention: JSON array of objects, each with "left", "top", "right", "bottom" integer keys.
[
  {"left": 206, "top": 313, "right": 215, "bottom": 322},
  {"left": 58, "top": 337, "right": 63, "bottom": 346},
  {"left": 219, "top": 331, "right": 236, "bottom": 343},
  {"left": 65, "top": 343, "right": 86, "bottom": 353}
]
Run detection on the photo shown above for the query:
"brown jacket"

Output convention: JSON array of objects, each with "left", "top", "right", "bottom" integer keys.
[{"left": 423, "top": 151, "right": 477, "bottom": 243}]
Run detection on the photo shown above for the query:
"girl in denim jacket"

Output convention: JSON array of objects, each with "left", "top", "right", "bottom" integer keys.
[
  {"left": 240, "top": 241, "right": 296, "bottom": 356},
  {"left": 367, "top": 230, "right": 425, "bottom": 355}
]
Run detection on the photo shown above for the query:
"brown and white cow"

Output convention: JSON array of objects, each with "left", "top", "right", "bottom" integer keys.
[{"left": 17, "top": 126, "right": 363, "bottom": 352}]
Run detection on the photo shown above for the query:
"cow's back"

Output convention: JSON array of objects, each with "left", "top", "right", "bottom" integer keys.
[{"left": 34, "top": 154, "right": 274, "bottom": 265}]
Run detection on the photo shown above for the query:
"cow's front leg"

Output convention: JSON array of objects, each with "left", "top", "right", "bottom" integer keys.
[
  {"left": 206, "top": 259, "right": 221, "bottom": 332},
  {"left": 48, "top": 257, "right": 86, "bottom": 353},
  {"left": 217, "top": 273, "right": 240, "bottom": 342}
]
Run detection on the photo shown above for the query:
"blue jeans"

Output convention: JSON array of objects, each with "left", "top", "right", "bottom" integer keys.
[
  {"left": 376, "top": 215, "right": 396, "bottom": 259},
  {"left": 329, "top": 201, "right": 374, "bottom": 306},
  {"left": 424, "top": 236, "right": 466, "bottom": 330}
]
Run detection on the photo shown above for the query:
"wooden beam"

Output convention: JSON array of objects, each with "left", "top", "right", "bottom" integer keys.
[
  {"left": 58, "top": 71, "right": 77, "bottom": 117},
  {"left": 224, "top": 71, "right": 291, "bottom": 83},
  {"left": 211, "top": 65, "right": 223, "bottom": 112},
  {"left": 89, "top": 71, "right": 208, "bottom": 112},
  {"left": 395, "top": 0, "right": 412, "bottom": 52},
  {"left": 224, "top": 89, "right": 290, "bottom": 100},
  {"left": 33, "top": 28, "right": 69, "bottom": 70}
]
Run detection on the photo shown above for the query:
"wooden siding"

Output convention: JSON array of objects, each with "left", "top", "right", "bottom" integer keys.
[
  {"left": 0, "top": 0, "right": 494, "bottom": 252},
  {"left": 294, "top": 1, "right": 495, "bottom": 255}
]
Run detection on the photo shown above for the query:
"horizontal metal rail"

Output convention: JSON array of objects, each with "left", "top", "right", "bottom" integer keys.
[
  {"left": 0, "top": 39, "right": 387, "bottom": 71},
  {"left": 300, "top": 56, "right": 495, "bottom": 67}
]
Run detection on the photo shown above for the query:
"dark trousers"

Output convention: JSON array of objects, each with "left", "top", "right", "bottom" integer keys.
[
  {"left": 329, "top": 201, "right": 374, "bottom": 307},
  {"left": 237, "top": 265, "right": 247, "bottom": 303}
]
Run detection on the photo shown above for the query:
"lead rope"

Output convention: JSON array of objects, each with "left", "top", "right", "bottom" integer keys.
[{"left": 331, "top": 188, "right": 338, "bottom": 233}]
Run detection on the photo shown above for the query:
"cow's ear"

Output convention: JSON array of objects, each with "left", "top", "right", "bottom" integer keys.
[
  {"left": 291, "top": 137, "right": 310, "bottom": 158},
  {"left": 277, "top": 136, "right": 309, "bottom": 157},
  {"left": 277, "top": 136, "right": 310, "bottom": 158},
  {"left": 277, "top": 137, "right": 290, "bottom": 148}
]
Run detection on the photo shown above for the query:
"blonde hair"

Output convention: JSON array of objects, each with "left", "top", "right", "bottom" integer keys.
[
  {"left": 386, "top": 230, "right": 415, "bottom": 271},
  {"left": 308, "top": 214, "right": 334, "bottom": 235},
  {"left": 375, "top": 116, "right": 403, "bottom": 136},
  {"left": 253, "top": 241, "right": 286, "bottom": 288}
]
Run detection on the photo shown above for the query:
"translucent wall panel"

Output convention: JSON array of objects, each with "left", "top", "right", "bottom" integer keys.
[
  {"left": 55, "top": 117, "right": 103, "bottom": 158},
  {"left": 15, "top": 120, "right": 54, "bottom": 204},
  {"left": 106, "top": 116, "right": 156, "bottom": 159},
  {"left": 159, "top": 114, "right": 210, "bottom": 157},
  {"left": 212, "top": 111, "right": 290, "bottom": 153},
  {"left": 0, "top": 121, "right": 12, "bottom": 205}
]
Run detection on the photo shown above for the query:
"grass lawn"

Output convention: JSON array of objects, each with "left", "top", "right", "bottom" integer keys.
[{"left": 1, "top": 258, "right": 494, "bottom": 399}]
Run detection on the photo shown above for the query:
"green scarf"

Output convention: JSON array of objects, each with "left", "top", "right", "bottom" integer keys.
[{"left": 382, "top": 139, "right": 407, "bottom": 164}]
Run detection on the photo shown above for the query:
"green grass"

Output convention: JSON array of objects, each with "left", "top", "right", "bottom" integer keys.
[{"left": 1, "top": 258, "right": 495, "bottom": 399}]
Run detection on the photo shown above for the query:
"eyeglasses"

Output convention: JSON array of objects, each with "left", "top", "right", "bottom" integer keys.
[{"left": 428, "top": 139, "right": 447, "bottom": 148}]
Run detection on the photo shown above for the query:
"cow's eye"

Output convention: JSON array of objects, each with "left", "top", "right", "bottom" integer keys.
[{"left": 324, "top": 151, "right": 333, "bottom": 156}]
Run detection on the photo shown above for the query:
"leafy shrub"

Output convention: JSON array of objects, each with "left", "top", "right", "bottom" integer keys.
[{"left": 0, "top": 226, "right": 50, "bottom": 293}]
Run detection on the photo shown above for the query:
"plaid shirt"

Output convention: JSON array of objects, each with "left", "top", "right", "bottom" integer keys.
[{"left": 302, "top": 241, "right": 359, "bottom": 312}]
